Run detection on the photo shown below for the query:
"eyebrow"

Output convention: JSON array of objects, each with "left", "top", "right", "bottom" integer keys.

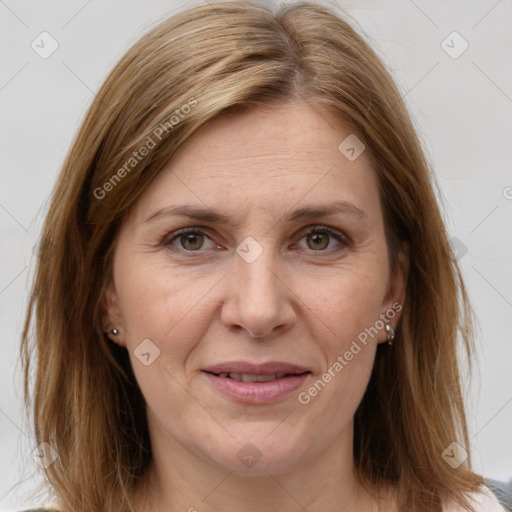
[{"left": 144, "top": 200, "right": 368, "bottom": 225}]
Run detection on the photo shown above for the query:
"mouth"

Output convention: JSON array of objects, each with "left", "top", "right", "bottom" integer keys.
[
  {"left": 210, "top": 372, "right": 301, "bottom": 382},
  {"left": 202, "top": 361, "right": 310, "bottom": 375},
  {"left": 201, "top": 362, "right": 311, "bottom": 404}
]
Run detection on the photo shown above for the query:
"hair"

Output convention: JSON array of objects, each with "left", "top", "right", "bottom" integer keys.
[{"left": 21, "top": 1, "right": 484, "bottom": 511}]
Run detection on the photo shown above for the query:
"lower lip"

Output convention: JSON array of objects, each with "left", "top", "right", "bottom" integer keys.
[{"left": 203, "top": 372, "right": 310, "bottom": 404}]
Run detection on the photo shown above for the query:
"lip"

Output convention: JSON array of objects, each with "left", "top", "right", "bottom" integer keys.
[
  {"left": 202, "top": 361, "right": 310, "bottom": 375},
  {"left": 201, "top": 361, "right": 311, "bottom": 404}
]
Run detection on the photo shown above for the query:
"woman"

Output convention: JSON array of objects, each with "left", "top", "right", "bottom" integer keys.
[{"left": 20, "top": 1, "right": 507, "bottom": 511}]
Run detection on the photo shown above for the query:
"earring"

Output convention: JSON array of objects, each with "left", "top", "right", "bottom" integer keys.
[
  {"left": 111, "top": 328, "right": 119, "bottom": 336},
  {"left": 385, "top": 324, "right": 395, "bottom": 345}
]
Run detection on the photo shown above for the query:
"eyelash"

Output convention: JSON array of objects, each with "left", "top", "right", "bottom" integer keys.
[{"left": 162, "top": 225, "right": 350, "bottom": 255}]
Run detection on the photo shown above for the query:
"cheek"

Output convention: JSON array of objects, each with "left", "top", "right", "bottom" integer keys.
[
  {"left": 113, "top": 255, "right": 227, "bottom": 409},
  {"left": 293, "top": 262, "right": 386, "bottom": 417},
  {"left": 298, "top": 278, "right": 381, "bottom": 436},
  {"left": 115, "top": 262, "right": 210, "bottom": 421},
  {"left": 114, "top": 254, "right": 221, "bottom": 344},
  {"left": 308, "top": 265, "right": 388, "bottom": 351}
]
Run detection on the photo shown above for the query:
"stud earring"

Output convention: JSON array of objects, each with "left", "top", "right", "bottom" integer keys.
[
  {"left": 385, "top": 324, "right": 395, "bottom": 345},
  {"left": 111, "top": 328, "right": 119, "bottom": 336}
]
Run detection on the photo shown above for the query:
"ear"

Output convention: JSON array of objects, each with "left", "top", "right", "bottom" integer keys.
[
  {"left": 379, "top": 241, "right": 409, "bottom": 343},
  {"left": 100, "top": 280, "right": 126, "bottom": 347}
]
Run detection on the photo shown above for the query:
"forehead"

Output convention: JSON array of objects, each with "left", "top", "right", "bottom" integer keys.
[
  {"left": 173, "top": 101, "right": 369, "bottom": 173},
  {"left": 131, "top": 100, "right": 381, "bottom": 222}
]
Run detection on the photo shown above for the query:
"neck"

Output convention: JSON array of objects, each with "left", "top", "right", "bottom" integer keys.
[{"left": 133, "top": 422, "right": 390, "bottom": 512}]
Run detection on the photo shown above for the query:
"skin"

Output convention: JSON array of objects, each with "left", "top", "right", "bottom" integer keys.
[{"left": 103, "top": 100, "right": 408, "bottom": 512}]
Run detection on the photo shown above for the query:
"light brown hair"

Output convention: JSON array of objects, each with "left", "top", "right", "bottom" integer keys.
[{"left": 21, "top": 1, "right": 484, "bottom": 511}]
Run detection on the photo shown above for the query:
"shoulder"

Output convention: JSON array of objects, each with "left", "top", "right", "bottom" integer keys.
[
  {"left": 444, "top": 484, "right": 508, "bottom": 512},
  {"left": 486, "top": 478, "right": 512, "bottom": 512}
]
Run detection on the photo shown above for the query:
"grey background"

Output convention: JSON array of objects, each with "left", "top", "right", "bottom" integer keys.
[{"left": 1, "top": 0, "right": 511, "bottom": 509}]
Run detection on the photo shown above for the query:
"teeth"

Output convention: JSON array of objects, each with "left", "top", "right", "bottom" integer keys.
[{"left": 219, "top": 372, "right": 288, "bottom": 382}]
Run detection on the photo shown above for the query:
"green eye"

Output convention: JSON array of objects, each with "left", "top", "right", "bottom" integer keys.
[
  {"left": 306, "top": 232, "right": 330, "bottom": 250},
  {"left": 298, "top": 227, "right": 347, "bottom": 252},
  {"left": 179, "top": 232, "right": 204, "bottom": 250},
  {"left": 164, "top": 229, "right": 215, "bottom": 252}
]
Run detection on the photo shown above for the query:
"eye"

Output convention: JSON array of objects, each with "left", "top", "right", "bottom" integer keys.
[
  {"left": 162, "top": 225, "right": 349, "bottom": 255},
  {"left": 163, "top": 228, "right": 218, "bottom": 252},
  {"left": 295, "top": 226, "right": 348, "bottom": 252}
]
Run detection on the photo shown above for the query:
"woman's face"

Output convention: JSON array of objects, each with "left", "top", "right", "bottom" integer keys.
[{"left": 105, "top": 100, "right": 407, "bottom": 476}]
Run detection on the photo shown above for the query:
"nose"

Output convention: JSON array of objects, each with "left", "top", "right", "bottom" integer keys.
[{"left": 220, "top": 247, "right": 296, "bottom": 339}]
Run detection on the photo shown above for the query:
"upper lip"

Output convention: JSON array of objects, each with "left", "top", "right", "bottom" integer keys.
[{"left": 202, "top": 362, "right": 310, "bottom": 375}]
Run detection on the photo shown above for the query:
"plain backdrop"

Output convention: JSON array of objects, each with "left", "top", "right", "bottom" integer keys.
[{"left": 1, "top": 0, "right": 511, "bottom": 510}]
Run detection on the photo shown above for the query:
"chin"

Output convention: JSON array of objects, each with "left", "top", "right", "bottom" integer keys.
[{"left": 198, "top": 426, "right": 309, "bottom": 476}]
